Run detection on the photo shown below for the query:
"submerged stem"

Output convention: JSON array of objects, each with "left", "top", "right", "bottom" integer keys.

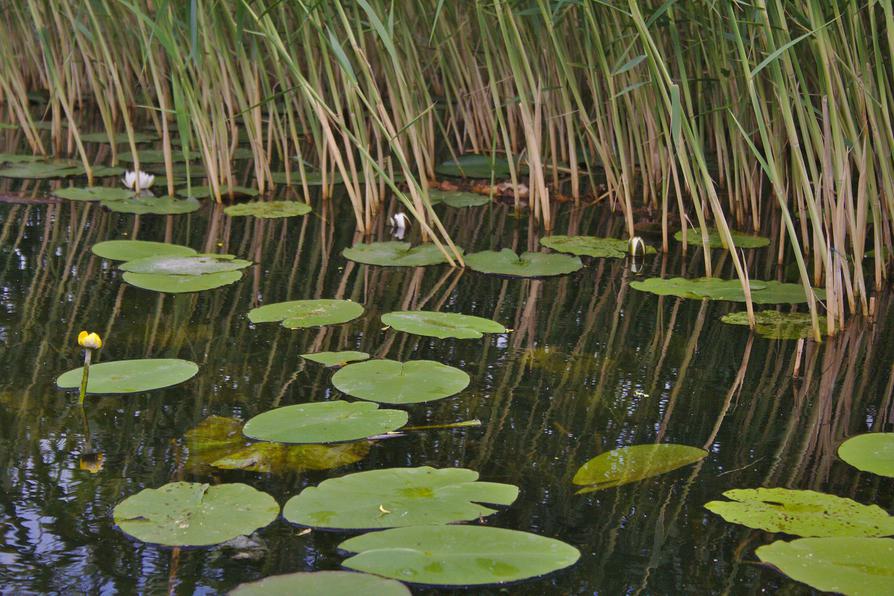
[{"left": 78, "top": 349, "right": 92, "bottom": 405}]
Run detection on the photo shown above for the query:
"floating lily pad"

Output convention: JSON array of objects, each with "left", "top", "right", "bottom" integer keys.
[
  {"left": 120, "top": 254, "right": 251, "bottom": 275},
  {"left": 342, "top": 241, "right": 458, "bottom": 267},
  {"left": 56, "top": 358, "right": 198, "bottom": 394},
  {"left": 80, "top": 131, "right": 158, "bottom": 143},
  {"left": 123, "top": 270, "right": 243, "bottom": 293},
  {"left": 333, "top": 359, "right": 469, "bottom": 405},
  {"left": 0, "top": 153, "right": 43, "bottom": 164},
  {"left": 0, "top": 160, "right": 84, "bottom": 179},
  {"left": 283, "top": 467, "right": 518, "bottom": 530},
  {"left": 90, "top": 166, "right": 126, "bottom": 178},
  {"left": 573, "top": 444, "right": 707, "bottom": 493},
  {"left": 113, "top": 482, "right": 279, "bottom": 547},
  {"left": 428, "top": 189, "right": 491, "bottom": 208},
  {"left": 224, "top": 200, "right": 311, "bottom": 218},
  {"left": 675, "top": 228, "right": 771, "bottom": 249},
  {"left": 756, "top": 537, "right": 894, "bottom": 596},
  {"left": 339, "top": 526, "right": 580, "bottom": 586},
  {"left": 382, "top": 311, "right": 506, "bottom": 339},
  {"left": 435, "top": 154, "right": 524, "bottom": 178},
  {"left": 91, "top": 240, "right": 197, "bottom": 261},
  {"left": 704, "top": 488, "right": 894, "bottom": 537},
  {"left": 230, "top": 571, "right": 411, "bottom": 596},
  {"left": 243, "top": 401, "right": 408, "bottom": 444},
  {"left": 271, "top": 170, "right": 340, "bottom": 186},
  {"left": 178, "top": 185, "right": 258, "bottom": 199},
  {"left": 120, "top": 149, "right": 200, "bottom": 163},
  {"left": 301, "top": 351, "right": 370, "bottom": 367},
  {"left": 838, "top": 434, "right": 894, "bottom": 477},
  {"left": 52, "top": 186, "right": 134, "bottom": 202},
  {"left": 751, "top": 281, "right": 826, "bottom": 304},
  {"left": 631, "top": 277, "right": 823, "bottom": 304},
  {"left": 248, "top": 299, "right": 364, "bottom": 329},
  {"left": 465, "top": 249, "right": 583, "bottom": 277},
  {"left": 101, "top": 195, "right": 201, "bottom": 215},
  {"left": 721, "top": 310, "right": 826, "bottom": 340},
  {"left": 540, "top": 235, "right": 656, "bottom": 258}
]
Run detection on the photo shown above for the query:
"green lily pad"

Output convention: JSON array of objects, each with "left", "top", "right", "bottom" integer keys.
[
  {"left": 230, "top": 571, "right": 411, "bottom": 596},
  {"left": 573, "top": 444, "right": 708, "bottom": 493},
  {"left": 271, "top": 170, "right": 340, "bottom": 186},
  {"left": 178, "top": 185, "right": 258, "bottom": 199},
  {"left": 101, "top": 195, "right": 200, "bottom": 215},
  {"left": 119, "top": 254, "right": 251, "bottom": 275},
  {"left": 120, "top": 149, "right": 200, "bottom": 163},
  {"left": 751, "top": 281, "right": 826, "bottom": 304},
  {"left": 90, "top": 166, "right": 126, "bottom": 178},
  {"left": 113, "top": 482, "right": 279, "bottom": 547},
  {"left": 704, "top": 488, "right": 894, "bottom": 537},
  {"left": 465, "top": 249, "right": 583, "bottom": 277},
  {"left": 301, "top": 351, "right": 370, "bottom": 367},
  {"left": 435, "top": 154, "right": 524, "bottom": 178},
  {"left": 56, "top": 358, "right": 198, "bottom": 394},
  {"left": 52, "top": 186, "right": 135, "bottom": 202},
  {"left": 631, "top": 277, "right": 823, "bottom": 304},
  {"left": 0, "top": 123, "right": 17, "bottom": 130},
  {"left": 674, "top": 228, "right": 771, "bottom": 249},
  {"left": 80, "top": 131, "right": 158, "bottom": 143},
  {"left": 721, "top": 310, "right": 826, "bottom": 339},
  {"left": 243, "top": 401, "right": 408, "bottom": 444},
  {"left": 91, "top": 240, "right": 197, "bottom": 261},
  {"left": 0, "top": 153, "right": 44, "bottom": 164},
  {"left": 428, "top": 189, "right": 491, "bottom": 207},
  {"left": 381, "top": 311, "right": 507, "bottom": 339},
  {"left": 342, "top": 241, "right": 459, "bottom": 267},
  {"left": 0, "top": 160, "right": 84, "bottom": 179},
  {"left": 838, "top": 434, "right": 894, "bottom": 478},
  {"left": 224, "top": 200, "right": 311, "bottom": 218},
  {"left": 283, "top": 467, "right": 519, "bottom": 530},
  {"left": 248, "top": 299, "right": 364, "bottom": 329},
  {"left": 540, "top": 235, "right": 656, "bottom": 258},
  {"left": 123, "top": 270, "right": 243, "bottom": 293},
  {"left": 339, "top": 526, "right": 580, "bottom": 586},
  {"left": 333, "top": 359, "right": 469, "bottom": 405}
]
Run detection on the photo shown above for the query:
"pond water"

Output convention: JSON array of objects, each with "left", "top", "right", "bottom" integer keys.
[{"left": 0, "top": 166, "right": 892, "bottom": 593}]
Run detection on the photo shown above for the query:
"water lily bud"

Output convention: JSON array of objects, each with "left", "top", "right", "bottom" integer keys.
[
  {"left": 79, "top": 453, "right": 104, "bottom": 474},
  {"left": 77, "top": 330, "right": 103, "bottom": 350}
]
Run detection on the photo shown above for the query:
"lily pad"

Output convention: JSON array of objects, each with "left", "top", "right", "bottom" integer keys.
[
  {"left": 52, "top": 186, "right": 134, "bottom": 202},
  {"left": 224, "top": 200, "right": 311, "bottom": 218},
  {"left": 119, "top": 254, "right": 251, "bottom": 275},
  {"left": 756, "top": 537, "right": 894, "bottom": 596},
  {"left": 271, "top": 170, "right": 340, "bottom": 186},
  {"left": 0, "top": 153, "right": 44, "bottom": 164},
  {"left": 91, "top": 240, "right": 197, "bottom": 261},
  {"left": 838, "top": 434, "right": 894, "bottom": 477},
  {"left": 573, "top": 444, "right": 707, "bottom": 493},
  {"left": 113, "top": 482, "right": 279, "bottom": 547},
  {"left": 243, "top": 401, "right": 408, "bottom": 444},
  {"left": 631, "top": 277, "right": 824, "bottom": 304},
  {"left": 428, "top": 189, "right": 491, "bottom": 208},
  {"left": 248, "top": 299, "right": 364, "bottom": 329},
  {"left": 283, "top": 467, "right": 518, "bottom": 530},
  {"left": 674, "top": 228, "right": 771, "bottom": 249},
  {"left": 101, "top": 195, "right": 201, "bottom": 215},
  {"left": 230, "top": 571, "right": 411, "bottom": 596},
  {"left": 332, "top": 359, "right": 470, "bottom": 404},
  {"left": 704, "top": 488, "right": 894, "bottom": 537},
  {"left": 80, "top": 131, "right": 158, "bottom": 143},
  {"left": 301, "top": 351, "right": 370, "bottom": 367},
  {"left": 339, "top": 525, "right": 580, "bottom": 586},
  {"left": 342, "top": 241, "right": 459, "bottom": 267},
  {"left": 0, "top": 160, "right": 84, "bottom": 179},
  {"left": 178, "top": 185, "right": 258, "bottom": 199},
  {"left": 721, "top": 310, "right": 826, "bottom": 340},
  {"left": 435, "top": 154, "right": 524, "bottom": 178},
  {"left": 381, "top": 311, "right": 507, "bottom": 339},
  {"left": 465, "top": 249, "right": 583, "bottom": 277},
  {"left": 540, "top": 235, "right": 656, "bottom": 258},
  {"left": 120, "top": 149, "right": 200, "bottom": 163},
  {"left": 123, "top": 270, "right": 243, "bottom": 293},
  {"left": 56, "top": 358, "right": 198, "bottom": 394}
]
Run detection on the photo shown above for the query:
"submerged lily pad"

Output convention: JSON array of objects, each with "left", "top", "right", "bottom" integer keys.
[
  {"left": 675, "top": 228, "right": 771, "bottom": 249},
  {"left": 301, "top": 351, "right": 370, "bottom": 367},
  {"left": 339, "top": 525, "right": 580, "bottom": 586},
  {"left": 381, "top": 311, "right": 507, "bottom": 339},
  {"left": 91, "top": 240, "right": 197, "bottom": 261},
  {"left": 838, "top": 434, "right": 894, "bottom": 478},
  {"left": 631, "top": 277, "right": 824, "bottom": 304},
  {"left": 704, "top": 488, "right": 894, "bottom": 537},
  {"left": 465, "top": 249, "right": 583, "bottom": 277},
  {"left": 52, "top": 186, "right": 134, "bottom": 202},
  {"left": 721, "top": 310, "right": 826, "bottom": 340},
  {"left": 178, "top": 185, "right": 258, "bottom": 199},
  {"left": 540, "top": 235, "right": 656, "bottom": 258},
  {"left": 332, "top": 359, "right": 470, "bottom": 404},
  {"left": 120, "top": 149, "right": 200, "bottom": 163},
  {"left": 248, "top": 299, "right": 364, "bottom": 329},
  {"left": 435, "top": 154, "right": 524, "bottom": 178},
  {"left": 243, "top": 401, "right": 408, "bottom": 444},
  {"left": 113, "top": 482, "right": 278, "bottom": 546},
  {"left": 573, "top": 444, "right": 708, "bottom": 493},
  {"left": 123, "top": 270, "right": 243, "bottom": 293},
  {"left": 101, "top": 195, "right": 201, "bottom": 215},
  {"left": 756, "top": 537, "right": 894, "bottom": 596},
  {"left": 428, "top": 188, "right": 491, "bottom": 207},
  {"left": 56, "top": 358, "right": 198, "bottom": 394},
  {"left": 120, "top": 254, "right": 251, "bottom": 275},
  {"left": 224, "top": 201, "right": 311, "bottom": 218},
  {"left": 230, "top": 571, "right": 411, "bottom": 596},
  {"left": 342, "top": 241, "right": 459, "bottom": 267},
  {"left": 0, "top": 160, "right": 84, "bottom": 179}
]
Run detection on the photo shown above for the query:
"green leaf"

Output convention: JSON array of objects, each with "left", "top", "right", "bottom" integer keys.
[
  {"left": 283, "top": 467, "right": 519, "bottom": 529},
  {"left": 631, "top": 277, "right": 823, "bottom": 304},
  {"left": 381, "top": 311, "right": 506, "bottom": 339},
  {"left": 123, "top": 270, "right": 243, "bottom": 293},
  {"left": 465, "top": 249, "right": 582, "bottom": 277},
  {"left": 342, "top": 242, "right": 459, "bottom": 267},
  {"left": 332, "top": 359, "right": 470, "bottom": 404},
  {"left": 56, "top": 358, "right": 198, "bottom": 394},
  {"left": 224, "top": 201, "right": 311, "bottom": 218},
  {"left": 0, "top": 153, "right": 45, "bottom": 164},
  {"left": 339, "top": 526, "right": 580, "bottom": 586},
  {"left": 243, "top": 401, "right": 408, "bottom": 444},
  {"left": 101, "top": 195, "right": 201, "bottom": 215},
  {"left": 119, "top": 149, "right": 200, "bottom": 163},
  {"left": 674, "top": 228, "right": 771, "bottom": 249},
  {"left": 435, "top": 154, "right": 525, "bottom": 178},
  {"left": 230, "top": 571, "right": 410, "bottom": 596},
  {"left": 838, "top": 434, "right": 894, "bottom": 478},
  {"left": 178, "top": 185, "right": 258, "bottom": 199},
  {"left": 120, "top": 254, "right": 251, "bottom": 275},
  {"left": 248, "top": 299, "right": 364, "bottom": 329},
  {"left": 91, "top": 240, "right": 197, "bottom": 262},
  {"left": 721, "top": 310, "right": 826, "bottom": 340},
  {"left": 573, "top": 444, "right": 707, "bottom": 493},
  {"left": 428, "top": 189, "right": 491, "bottom": 208},
  {"left": 113, "top": 482, "right": 278, "bottom": 547},
  {"left": 704, "top": 488, "right": 894, "bottom": 536},
  {"left": 80, "top": 131, "right": 158, "bottom": 144},
  {"left": 300, "top": 351, "right": 370, "bottom": 367},
  {"left": 541, "top": 235, "right": 656, "bottom": 258},
  {"left": 270, "top": 170, "right": 341, "bottom": 186},
  {"left": 0, "top": 160, "right": 84, "bottom": 179},
  {"left": 52, "top": 186, "right": 135, "bottom": 202}
]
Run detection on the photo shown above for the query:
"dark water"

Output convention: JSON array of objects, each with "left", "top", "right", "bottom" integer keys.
[{"left": 0, "top": 166, "right": 892, "bottom": 594}]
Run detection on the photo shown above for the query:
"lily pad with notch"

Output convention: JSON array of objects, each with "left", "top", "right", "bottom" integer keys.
[
  {"left": 56, "top": 358, "right": 198, "bottom": 394},
  {"left": 342, "top": 241, "right": 460, "bottom": 267},
  {"left": 119, "top": 254, "right": 251, "bottom": 275},
  {"left": 230, "top": 571, "right": 410, "bottom": 596},
  {"left": 675, "top": 228, "right": 771, "bottom": 249},
  {"left": 541, "top": 235, "right": 656, "bottom": 259},
  {"left": 224, "top": 200, "right": 311, "bottom": 218},
  {"left": 428, "top": 188, "right": 491, "bottom": 208},
  {"left": 91, "top": 240, "right": 197, "bottom": 261},
  {"left": 0, "top": 160, "right": 84, "bottom": 179},
  {"left": 465, "top": 249, "right": 582, "bottom": 277},
  {"left": 52, "top": 186, "right": 135, "bottom": 202},
  {"left": 573, "top": 444, "right": 708, "bottom": 493},
  {"left": 243, "top": 401, "right": 408, "bottom": 444},
  {"left": 123, "top": 270, "right": 243, "bottom": 293},
  {"left": 332, "top": 359, "right": 470, "bottom": 404},
  {"left": 301, "top": 351, "right": 370, "bottom": 367},
  {"left": 101, "top": 195, "right": 201, "bottom": 215},
  {"left": 248, "top": 299, "right": 364, "bottom": 329},
  {"left": 381, "top": 310, "right": 507, "bottom": 339},
  {"left": 838, "top": 433, "right": 894, "bottom": 478}
]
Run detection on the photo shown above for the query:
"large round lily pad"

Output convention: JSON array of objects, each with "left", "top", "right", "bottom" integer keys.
[
  {"left": 120, "top": 149, "right": 200, "bottom": 163},
  {"left": 540, "top": 235, "right": 656, "bottom": 258},
  {"left": 332, "top": 359, "right": 470, "bottom": 404},
  {"left": 113, "top": 482, "right": 279, "bottom": 547},
  {"left": 0, "top": 160, "right": 84, "bottom": 179},
  {"left": 573, "top": 444, "right": 707, "bottom": 493},
  {"left": 101, "top": 195, "right": 201, "bottom": 215},
  {"left": 91, "top": 240, "right": 197, "bottom": 261},
  {"left": 224, "top": 201, "right": 311, "bottom": 218},
  {"left": 465, "top": 249, "right": 582, "bottom": 277},
  {"left": 756, "top": 537, "right": 894, "bottom": 596},
  {"left": 248, "top": 299, "right": 364, "bottom": 329},
  {"left": 428, "top": 188, "right": 491, "bottom": 208},
  {"left": 675, "top": 228, "right": 770, "bottom": 249},
  {"left": 123, "top": 270, "right": 243, "bottom": 293},
  {"left": 838, "top": 434, "right": 894, "bottom": 477},
  {"left": 243, "top": 401, "right": 408, "bottom": 444},
  {"left": 339, "top": 525, "right": 580, "bottom": 586},
  {"left": 704, "top": 488, "right": 894, "bottom": 537},
  {"left": 230, "top": 571, "right": 410, "bottom": 596},
  {"left": 56, "top": 358, "right": 198, "bottom": 395},
  {"left": 283, "top": 467, "right": 519, "bottom": 529},
  {"left": 381, "top": 311, "right": 506, "bottom": 339},
  {"left": 52, "top": 186, "right": 134, "bottom": 202},
  {"left": 435, "top": 154, "right": 524, "bottom": 178},
  {"left": 120, "top": 254, "right": 251, "bottom": 275},
  {"left": 342, "top": 242, "right": 459, "bottom": 267},
  {"left": 721, "top": 310, "right": 826, "bottom": 340},
  {"left": 301, "top": 351, "right": 370, "bottom": 367},
  {"left": 631, "top": 277, "right": 825, "bottom": 304}
]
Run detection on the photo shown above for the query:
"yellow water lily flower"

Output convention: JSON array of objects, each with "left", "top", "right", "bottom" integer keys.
[
  {"left": 77, "top": 331, "right": 103, "bottom": 350},
  {"left": 79, "top": 453, "right": 104, "bottom": 474}
]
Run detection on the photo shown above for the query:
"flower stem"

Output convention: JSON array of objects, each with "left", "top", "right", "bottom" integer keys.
[{"left": 79, "top": 349, "right": 92, "bottom": 405}]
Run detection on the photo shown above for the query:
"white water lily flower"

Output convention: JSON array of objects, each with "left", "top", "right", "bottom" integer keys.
[
  {"left": 121, "top": 170, "right": 155, "bottom": 191},
  {"left": 388, "top": 212, "right": 410, "bottom": 231}
]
